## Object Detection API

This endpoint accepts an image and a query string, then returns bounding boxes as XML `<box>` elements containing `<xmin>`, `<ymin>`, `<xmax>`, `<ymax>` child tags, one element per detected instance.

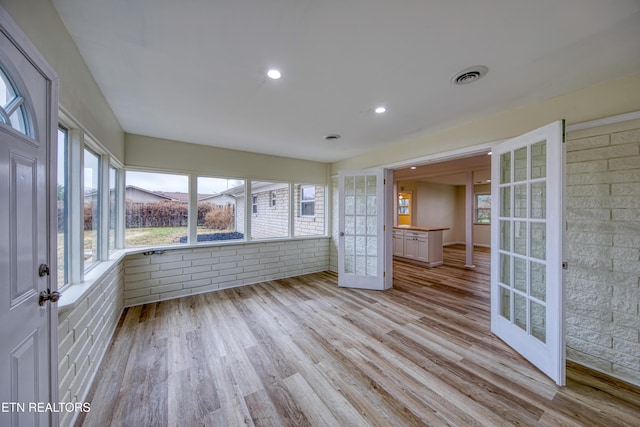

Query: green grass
<box><xmin>125</xmin><ymin>226</ymin><xmax>188</xmax><ymax>247</ymax></box>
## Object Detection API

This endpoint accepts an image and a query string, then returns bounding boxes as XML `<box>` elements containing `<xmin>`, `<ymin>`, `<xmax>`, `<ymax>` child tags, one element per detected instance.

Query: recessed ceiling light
<box><xmin>375</xmin><ymin>106</ymin><xmax>386</xmax><ymax>114</ymax></box>
<box><xmin>410</xmin><ymin>166</ymin><xmax>417</xmax><ymax>170</ymax></box>
<box><xmin>267</xmin><ymin>69</ymin><xmax>281</xmax><ymax>79</ymax></box>
<box><xmin>451</xmin><ymin>66</ymin><xmax>488</xmax><ymax>85</ymax></box>
<box><xmin>487</xmin><ymin>151</ymin><xmax>492</xmax><ymax>155</ymax></box>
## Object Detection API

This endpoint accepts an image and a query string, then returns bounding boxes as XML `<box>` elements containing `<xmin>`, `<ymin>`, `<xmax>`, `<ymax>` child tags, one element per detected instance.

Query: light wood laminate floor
<box><xmin>78</xmin><ymin>246</ymin><xmax>640</xmax><ymax>426</ymax></box>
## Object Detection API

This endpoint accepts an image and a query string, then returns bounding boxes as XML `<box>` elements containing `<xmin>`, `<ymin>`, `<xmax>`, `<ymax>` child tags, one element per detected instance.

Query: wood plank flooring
<box><xmin>78</xmin><ymin>245</ymin><xmax>640</xmax><ymax>426</ymax></box>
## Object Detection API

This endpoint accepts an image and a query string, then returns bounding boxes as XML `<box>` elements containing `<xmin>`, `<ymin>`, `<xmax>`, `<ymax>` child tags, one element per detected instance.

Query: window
<box><xmin>125</xmin><ymin>171</ymin><xmax>188</xmax><ymax>247</ymax></box>
<box><xmin>294</xmin><ymin>184</ymin><xmax>325</xmax><ymax>237</ymax></box>
<box><xmin>300</xmin><ymin>185</ymin><xmax>315</xmax><ymax>216</ymax></box>
<box><xmin>108</xmin><ymin>166</ymin><xmax>118</xmax><ymax>252</ymax></box>
<box><xmin>83</xmin><ymin>148</ymin><xmax>101</xmax><ymax>268</ymax></box>
<box><xmin>0</xmin><ymin>67</ymin><xmax>29</xmax><ymax>136</ymax></box>
<box><xmin>197</xmin><ymin>177</ymin><xmax>245</xmax><ymax>242</ymax></box>
<box><xmin>57</xmin><ymin>127</ymin><xmax>68</xmax><ymax>286</ymax></box>
<box><xmin>475</xmin><ymin>193</ymin><xmax>491</xmax><ymax>224</ymax></box>
<box><xmin>250</xmin><ymin>181</ymin><xmax>289</xmax><ymax>239</ymax></box>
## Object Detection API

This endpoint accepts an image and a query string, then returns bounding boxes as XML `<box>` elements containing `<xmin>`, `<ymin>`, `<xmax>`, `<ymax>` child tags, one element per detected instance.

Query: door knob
<box><xmin>38</xmin><ymin>289</ymin><xmax>61</xmax><ymax>306</ymax></box>
<box><xmin>339</xmin><ymin>232</ymin><xmax>345</xmax><ymax>236</ymax></box>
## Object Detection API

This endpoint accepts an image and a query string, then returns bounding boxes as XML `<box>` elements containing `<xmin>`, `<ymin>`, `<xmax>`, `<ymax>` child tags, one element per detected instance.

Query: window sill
<box><xmin>57</xmin><ymin>249</ymin><xmax>127</xmax><ymax>316</ymax></box>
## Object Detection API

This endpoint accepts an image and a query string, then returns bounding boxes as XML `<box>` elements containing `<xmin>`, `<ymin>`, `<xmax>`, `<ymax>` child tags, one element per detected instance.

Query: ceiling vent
<box><xmin>325</xmin><ymin>134</ymin><xmax>341</xmax><ymax>141</ymax></box>
<box><xmin>451</xmin><ymin>66</ymin><xmax>488</xmax><ymax>85</ymax></box>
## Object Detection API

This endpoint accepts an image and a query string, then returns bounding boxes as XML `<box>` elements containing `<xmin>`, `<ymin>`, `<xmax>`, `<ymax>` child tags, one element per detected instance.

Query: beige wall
<box><xmin>1</xmin><ymin>0</ymin><xmax>125</xmax><ymax>162</ymax></box>
<box><xmin>331</xmin><ymin>73</ymin><xmax>640</xmax><ymax>174</ymax></box>
<box><xmin>126</xmin><ymin>134</ymin><xmax>329</xmax><ymax>184</ymax></box>
<box><xmin>414</xmin><ymin>181</ymin><xmax>457</xmax><ymax>243</ymax></box>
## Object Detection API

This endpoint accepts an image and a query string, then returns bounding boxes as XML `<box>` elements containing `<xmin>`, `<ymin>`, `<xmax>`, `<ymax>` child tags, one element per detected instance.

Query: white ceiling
<box><xmin>52</xmin><ymin>0</ymin><xmax>640</xmax><ymax>163</ymax></box>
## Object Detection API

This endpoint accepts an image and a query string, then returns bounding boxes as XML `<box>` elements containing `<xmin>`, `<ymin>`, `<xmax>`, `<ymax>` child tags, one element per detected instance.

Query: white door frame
<box><xmin>0</xmin><ymin>5</ymin><xmax>60</xmax><ymax>424</ymax></box>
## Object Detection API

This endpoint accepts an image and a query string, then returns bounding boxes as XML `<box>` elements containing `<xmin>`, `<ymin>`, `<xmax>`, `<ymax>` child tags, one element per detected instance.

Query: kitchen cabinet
<box><xmin>392</xmin><ymin>226</ymin><xmax>448</xmax><ymax>267</ymax></box>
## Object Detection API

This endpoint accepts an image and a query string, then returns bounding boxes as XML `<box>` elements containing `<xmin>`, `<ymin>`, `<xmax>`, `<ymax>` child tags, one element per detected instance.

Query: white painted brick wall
<box><xmin>123</xmin><ymin>237</ymin><xmax>330</xmax><ymax>306</ymax></box>
<box><xmin>566</xmin><ymin>120</ymin><xmax>640</xmax><ymax>387</ymax></box>
<box><xmin>58</xmin><ymin>262</ymin><xmax>124</xmax><ymax>427</ymax></box>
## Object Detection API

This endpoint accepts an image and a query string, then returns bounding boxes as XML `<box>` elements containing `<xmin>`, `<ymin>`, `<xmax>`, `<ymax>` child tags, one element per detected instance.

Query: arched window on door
<box><xmin>0</xmin><ymin>66</ymin><xmax>30</xmax><ymax>137</ymax></box>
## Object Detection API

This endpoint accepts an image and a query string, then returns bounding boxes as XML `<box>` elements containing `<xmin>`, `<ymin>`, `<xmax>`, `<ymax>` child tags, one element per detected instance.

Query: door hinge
<box><xmin>384</xmin><ymin>225</ymin><xmax>386</xmax><ymax>231</ymax></box>
<box><xmin>562</xmin><ymin>261</ymin><xmax>568</xmax><ymax>270</ymax></box>
<box><xmin>384</xmin><ymin>271</ymin><xmax>386</xmax><ymax>278</ymax></box>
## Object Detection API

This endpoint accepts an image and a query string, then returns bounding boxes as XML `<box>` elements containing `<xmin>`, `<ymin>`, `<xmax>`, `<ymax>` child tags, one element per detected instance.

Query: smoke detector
<box><xmin>451</xmin><ymin>66</ymin><xmax>488</xmax><ymax>85</ymax></box>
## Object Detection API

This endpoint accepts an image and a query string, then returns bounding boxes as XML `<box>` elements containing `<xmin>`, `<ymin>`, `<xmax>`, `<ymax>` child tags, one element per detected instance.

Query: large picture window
<box><xmin>250</xmin><ymin>181</ymin><xmax>289</xmax><ymax>239</ymax></box>
<box><xmin>197</xmin><ymin>177</ymin><xmax>245</xmax><ymax>242</ymax></box>
<box><xmin>125</xmin><ymin>171</ymin><xmax>188</xmax><ymax>247</ymax></box>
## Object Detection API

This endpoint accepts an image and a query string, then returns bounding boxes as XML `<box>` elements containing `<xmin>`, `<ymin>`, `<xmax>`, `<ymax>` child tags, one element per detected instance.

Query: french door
<box><xmin>338</xmin><ymin>169</ymin><xmax>392</xmax><ymax>290</ymax></box>
<box><xmin>491</xmin><ymin>121</ymin><xmax>565</xmax><ymax>385</ymax></box>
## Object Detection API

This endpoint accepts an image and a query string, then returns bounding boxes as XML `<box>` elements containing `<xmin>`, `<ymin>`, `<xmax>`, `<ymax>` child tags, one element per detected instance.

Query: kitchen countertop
<box><xmin>393</xmin><ymin>226</ymin><xmax>450</xmax><ymax>232</ymax></box>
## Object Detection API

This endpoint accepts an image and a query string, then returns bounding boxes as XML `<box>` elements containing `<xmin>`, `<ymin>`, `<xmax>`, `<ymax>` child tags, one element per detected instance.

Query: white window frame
<box><xmin>474</xmin><ymin>192</ymin><xmax>491</xmax><ymax>224</ymax></box>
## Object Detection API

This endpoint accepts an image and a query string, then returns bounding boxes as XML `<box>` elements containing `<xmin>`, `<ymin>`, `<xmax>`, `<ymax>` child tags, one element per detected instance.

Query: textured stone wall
<box><xmin>565</xmin><ymin>119</ymin><xmax>640</xmax><ymax>386</ymax></box>
<box><xmin>123</xmin><ymin>238</ymin><xmax>330</xmax><ymax>306</ymax></box>
<box><xmin>58</xmin><ymin>262</ymin><xmax>124</xmax><ymax>427</ymax></box>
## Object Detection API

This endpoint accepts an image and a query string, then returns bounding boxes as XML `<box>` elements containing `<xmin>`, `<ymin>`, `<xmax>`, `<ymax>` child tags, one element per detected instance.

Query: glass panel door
<box><xmin>491</xmin><ymin>121</ymin><xmax>565</xmax><ymax>385</ymax></box>
<box><xmin>338</xmin><ymin>169</ymin><xmax>391</xmax><ymax>290</ymax></box>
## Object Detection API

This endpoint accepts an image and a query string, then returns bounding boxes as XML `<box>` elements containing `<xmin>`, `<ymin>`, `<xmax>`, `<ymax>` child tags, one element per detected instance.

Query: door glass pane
<box><xmin>514</xmin><ymin>293</ymin><xmax>527</xmax><ymax>331</ymax></box>
<box><xmin>367</xmin><ymin>256</ymin><xmax>377</xmax><ymax>276</ymax></box>
<box><xmin>514</xmin><ymin>147</ymin><xmax>528</xmax><ymax>182</ymax></box>
<box><xmin>356</xmin><ymin>196</ymin><xmax>367</xmax><ymax>215</ymax></box>
<box><xmin>514</xmin><ymin>257</ymin><xmax>527</xmax><ymax>293</ymax></box>
<box><xmin>345</xmin><ymin>236</ymin><xmax>354</xmax><ymax>255</ymax></box>
<box><xmin>500</xmin><ymin>220</ymin><xmax>510</xmax><ymax>251</ymax></box>
<box><xmin>355</xmin><ymin>215</ymin><xmax>366</xmax><ymax>235</ymax></box>
<box><xmin>514</xmin><ymin>221</ymin><xmax>527</xmax><ymax>255</ymax></box>
<box><xmin>366</xmin><ymin>216</ymin><xmax>376</xmax><ymax>235</ymax></box>
<box><xmin>514</xmin><ymin>184</ymin><xmax>527</xmax><ymax>218</ymax></box>
<box><xmin>345</xmin><ymin>216</ymin><xmax>355</xmax><ymax>235</ymax></box>
<box><xmin>345</xmin><ymin>256</ymin><xmax>355</xmax><ymax>274</ymax></box>
<box><xmin>531</xmin><ymin>301</ymin><xmax>546</xmax><ymax>343</ymax></box>
<box><xmin>367</xmin><ymin>195</ymin><xmax>377</xmax><ymax>215</ymax></box>
<box><xmin>367</xmin><ymin>236</ymin><xmax>377</xmax><ymax>256</ymax></box>
<box><xmin>356</xmin><ymin>256</ymin><xmax>366</xmax><ymax>275</ymax></box>
<box><xmin>530</xmin><ymin>222</ymin><xmax>546</xmax><ymax>260</ymax></box>
<box><xmin>530</xmin><ymin>261</ymin><xmax>546</xmax><ymax>302</ymax></box>
<box><xmin>531</xmin><ymin>141</ymin><xmax>546</xmax><ymax>179</ymax></box>
<box><xmin>500</xmin><ymin>286</ymin><xmax>511</xmax><ymax>320</ymax></box>
<box><xmin>366</xmin><ymin>175</ymin><xmax>376</xmax><ymax>194</ymax></box>
<box><xmin>345</xmin><ymin>196</ymin><xmax>355</xmax><ymax>215</ymax></box>
<box><xmin>356</xmin><ymin>176</ymin><xmax>366</xmax><ymax>195</ymax></box>
<box><xmin>500</xmin><ymin>186</ymin><xmax>511</xmax><ymax>217</ymax></box>
<box><xmin>345</xmin><ymin>176</ymin><xmax>355</xmax><ymax>195</ymax></box>
<box><xmin>530</xmin><ymin>182</ymin><xmax>546</xmax><ymax>219</ymax></box>
<box><xmin>500</xmin><ymin>253</ymin><xmax>511</xmax><ymax>286</ymax></box>
<box><xmin>500</xmin><ymin>152</ymin><xmax>511</xmax><ymax>184</ymax></box>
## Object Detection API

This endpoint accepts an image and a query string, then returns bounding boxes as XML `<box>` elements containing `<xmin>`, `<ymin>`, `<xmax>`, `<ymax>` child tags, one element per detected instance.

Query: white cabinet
<box><xmin>392</xmin><ymin>230</ymin><xmax>405</xmax><ymax>257</ymax></box>
<box><xmin>393</xmin><ymin>228</ymin><xmax>445</xmax><ymax>267</ymax></box>
<box><xmin>403</xmin><ymin>231</ymin><xmax>428</xmax><ymax>262</ymax></box>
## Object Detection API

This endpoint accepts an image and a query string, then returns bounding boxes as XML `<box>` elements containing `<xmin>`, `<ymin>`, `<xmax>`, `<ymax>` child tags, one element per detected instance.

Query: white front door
<box><xmin>491</xmin><ymin>121</ymin><xmax>565</xmax><ymax>385</ymax></box>
<box><xmin>0</xmin><ymin>9</ymin><xmax>59</xmax><ymax>426</ymax></box>
<box><xmin>338</xmin><ymin>169</ymin><xmax>392</xmax><ymax>290</ymax></box>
